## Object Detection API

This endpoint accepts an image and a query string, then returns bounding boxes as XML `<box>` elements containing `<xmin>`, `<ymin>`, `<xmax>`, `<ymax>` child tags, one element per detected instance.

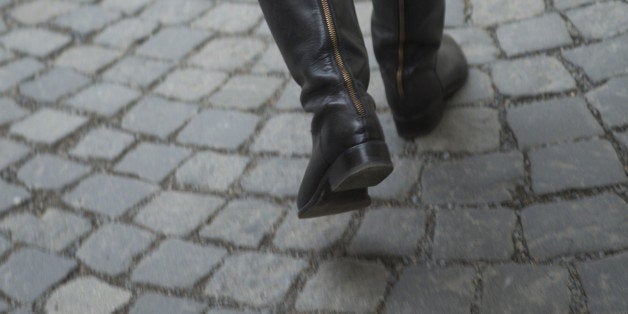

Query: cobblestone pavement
<box><xmin>0</xmin><ymin>0</ymin><xmax>626</xmax><ymax>312</ymax></box>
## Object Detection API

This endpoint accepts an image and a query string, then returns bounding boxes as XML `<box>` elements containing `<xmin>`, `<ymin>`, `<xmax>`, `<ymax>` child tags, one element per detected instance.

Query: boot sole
<box><xmin>298</xmin><ymin>141</ymin><xmax>393</xmax><ymax>219</ymax></box>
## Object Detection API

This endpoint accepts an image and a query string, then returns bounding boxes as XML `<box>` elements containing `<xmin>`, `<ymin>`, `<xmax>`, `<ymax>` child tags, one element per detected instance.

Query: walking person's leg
<box><xmin>372</xmin><ymin>0</ymin><xmax>469</xmax><ymax>138</ymax></box>
<box><xmin>259</xmin><ymin>0</ymin><xmax>394</xmax><ymax>218</ymax></box>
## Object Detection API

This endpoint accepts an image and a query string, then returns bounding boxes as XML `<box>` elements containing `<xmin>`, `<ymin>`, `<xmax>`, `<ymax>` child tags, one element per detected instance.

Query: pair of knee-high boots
<box><xmin>259</xmin><ymin>0</ymin><xmax>468</xmax><ymax>218</ymax></box>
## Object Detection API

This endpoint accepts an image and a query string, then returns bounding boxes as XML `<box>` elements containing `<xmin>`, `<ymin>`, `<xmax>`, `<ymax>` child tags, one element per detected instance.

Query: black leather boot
<box><xmin>372</xmin><ymin>0</ymin><xmax>469</xmax><ymax>139</ymax></box>
<box><xmin>259</xmin><ymin>0</ymin><xmax>394</xmax><ymax>218</ymax></box>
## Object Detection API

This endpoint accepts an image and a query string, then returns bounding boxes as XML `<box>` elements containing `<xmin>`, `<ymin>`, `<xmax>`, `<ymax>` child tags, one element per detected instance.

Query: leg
<box><xmin>259</xmin><ymin>0</ymin><xmax>393</xmax><ymax>218</ymax></box>
<box><xmin>372</xmin><ymin>0</ymin><xmax>468</xmax><ymax>138</ymax></box>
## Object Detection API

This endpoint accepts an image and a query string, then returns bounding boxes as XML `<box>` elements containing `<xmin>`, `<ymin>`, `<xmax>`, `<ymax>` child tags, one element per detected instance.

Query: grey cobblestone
<box><xmin>273</xmin><ymin>210</ymin><xmax>352</xmax><ymax>251</ymax></box>
<box><xmin>103</xmin><ymin>56</ymin><xmax>174</xmax><ymax>88</ymax></box>
<box><xmin>200</xmin><ymin>199</ymin><xmax>284</xmax><ymax>247</ymax></box>
<box><xmin>0</xmin><ymin>248</ymin><xmax>76</xmax><ymax>302</ymax></box>
<box><xmin>140</xmin><ymin>0</ymin><xmax>211</xmax><ymax>25</ymax></box>
<box><xmin>189</xmin><ymin>37</ymin><xmax>265</xmax><ymax>71</ymax></box>
<box><xmin>175</xmin><ymin>151</ymin><xmax>249</xmax><ymax>192</ymax></box>
<box><xmin>9</xmin><ymin>108</ymin><xmax>88</xmax><ymax>145</ymax></box>
<box><xmin>615</xmin><ymin>130</ymin><xmax>628</xmax><ymax>148</ymax></box>
<box><xmin>20</xmin><ymin>68</ymin><xmax>90</xmax><ymax>103</ymax></box>
<box><xmin>10</xmin><ymin>0</ymin><xmax>78</xmax><ymax>25</ymax></box>
<box><xmin>240</xmin><ymin>158</ymin><xmax>308</xmax><ymax>197</ymax></box>
<box><xmin>209</xmin><ymin>75</ymin><xmax>284</xmax><ymax>110</ymax></box>
<box><xmin>496</xmin><ymin>13</ymin><xmax>571</xmax><ymax>56</ymax></box>
<box><xmin>115</xmin><ymin>143</ymin><xmax>191</xmax><ymax>182</ymax></box>
<box><xmin>177</xmin><ymin>109</ymin><xmax>259</xmax><ymax>150</ymax></box>
<box><xmin>54</xmin><ymin>45</ymin><xmax>120</xmax><ymax>74</ymax></box>
<box><xmin>0</xmin><ymin>28</ymin><xmax>70</xmax><ymax>57</ymax></box>
<box><xmin>205</xmin><ymin>252</ymin><xmax>307</xmax><ymax>307</ymax></box>
<box><xmin>0</xmin><ymin>58</ymin><xmax>44</xmax><ymax>92</ymax></box>
<box><xmin>492</xmin><ymin>56</ymin><xmax>576</xmax><ymax>97</ymax></box>
<box><xmin>70</xmin><ymin>127</ymin><xmax>135</xmax><ymax>160</ymax></box>
<box><xmin>447</xmin><ymin>27</ymin><xmax>499</xmax><ymax>64</ymax></box>
<box><xmin>296</xmin><ymin>259</ymin><xmax>389</xmax><ymax>312</ymax></box>
<box><xmin>0</xmin><ymin>180</ymin><xmax>30</xmax><ymax>213</ymax></box>
<box><xmin>130</xmin><ymin>292</ymin><xmax>206</xmax><ymax>314</ymax></box>
<box><xmin>136</xmin><ymin>27</ymin><xmax>210</xmax><ymax>61</ymax></box>
<box><xmin>445</xmin><ymin>0</ymin><xmax>465</xmax><ymax>27</ymax></box>
<box><xmin>370</xmin><ymin>157</ymin><xmax>421</xmax><ymax>199</ymax></box>
<box><xmin>348</xmin><ymin>207</ymin><xmax>424</xmax><ymax>256</ymax></box>
<box><xmin>471</xmin><ymin>0</ymin><xmax>545</xmax><ymax>26</ymax></box>
<box><xmin>448</xmin><ymin>69</ymin><xmax>494</xmax><ymax>105</ymax></box>
<box><xmin>250</xmin><ymin>113</ymin><xmax>311</xmax><ymax>155</ymax></box>
<box><xmin>77</xmin><ymin>223</ymin><xmax>154</xmax><ymax>275</ymax></box>
<box><xmin>17</xmin><ymin>154</ymin><xmax>90</xmax><ymax>190</ymax></box>
<box><xmin>0</xmin><ymin>208</ymin><xmax>90</xmax><ymax>251</ymax></box>
<box><xmin>122</xmin><ymin>96</ymin><xmax>197</xmax><ymax>139</ymax></box>
<box><xmin>577</xmin><ymin>252</ymin><xmax>628</xmax><ymax>313</ymax></box>
<box><xmin>563</xmin><ymin>34</ymin><xmax>628</xmax><ymax>83</ymax></box>
<box><xmin>155</xmin><ymin>68</ymin><xmax>227</xmax><ymax>102</ymax></box>
<box><xmin>274</xmin><ymin>80</ymin><xmax>300</xmax><ymax>110</ymax></box>
<box><xmin>54</xmin><ymin>6</ymin><xmax>120</xmax><ymax>35</ymax></box>
<box><xmin>66</xmin><ymin>82</ymin><xmax>140</xmax><ymax>116</ymax></box>
<box><xmin>94</xmin><ymin>18</ymin><xmax>158</xmax><ymax>49</ymax></box>
<box><xmin>0</xmin><ymin>138</ymin><xmax>30</xmax><ymax>170</ymax></box>
<box><xmin>45</xmin><ymin>276</ymin><xmax>131</xmax><ymax>314</ymax></box>
<box><xmin>554</xmin><ymin>0</ymin><xmax>595</xmax><ymax>10</ymax></box>
<box><xmin>192</xmin><ymin>3</ymin><xmax>262</xmax><ymax>34</ymax></box>
<box><xmin>132</xmin><ymin>239</ymin><xmax>227</xmax><ymax>289</ymax></box>
<box><xmin>386</xmin><ymin>267</ymin><xmax>475</xmax><ymax>313</ymax></box>
<box><xmin>251</xmin><ymin>45</ymin><xmax>289</xmax><ymax>74</ymax></box>
<box><xmin>529</xmin><ymin>139</ymin><xmax>626</xmax><ymax>194</ymax></box>
<box><xmin>102</xmin><ymin>0</ymin><xmax>153</xmax><ymax>14</ymax></box>
<box><xmin>566</xmin><ymin>1</ymin><xmax>628</xmax><ymax>40</ymax></box>
<box><xmin>585</xmin><ymin>75</ymin><xmax>628</xmax><ymax>127</ymax></box>
<box><xmin>135</xmin><ymin>191</ymin><xmax>223</xmax><ymax>236</ymax></box>
<box><xmin>522</xmin><ymin>194</ymin><xmax>627</xmax><ymax>258</ymax></box>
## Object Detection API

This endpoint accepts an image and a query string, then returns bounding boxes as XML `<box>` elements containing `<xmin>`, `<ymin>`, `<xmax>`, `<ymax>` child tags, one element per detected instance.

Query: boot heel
<box><xmin>393</xmin><ymin>107</ymin><xmax>444</xmax><ymax>139</ymax></box>
<box><xmin>328</xmin><ymin>141</ymin><xmax>393</xmax><ymax>192</ymax></box>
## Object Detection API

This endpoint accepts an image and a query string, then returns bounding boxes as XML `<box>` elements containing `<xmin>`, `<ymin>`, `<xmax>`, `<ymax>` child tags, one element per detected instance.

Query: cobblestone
<box><xmin>54</xmin><ymin>6</ymin><xmax>120</xmax><ymax>35</ymax></box>
<box><xmin>137</xmin><ymin>27</ymin><xmax>210</xmax><ymax>61</ymax></box>
<box><xmin>77</xmin><ymin>223</ymin><xmax>154</xmax><ymax>275</ymax></box>
<box><xmin>577</xmin><ymin>253</ymin><xmax>628</xmax><ymax>313</ymax></box>
<box><xmin>70</xmin><ymin>127</ymin><xmax>135</xmax><ymax>160</ymax></box>
<box><xmin>250</xmin><ymin>113</ymin><xmax>311</xmax><ymax>155</ymax></box>
<box><xmin>496</xmin><ymin>14</ymin><xmax>571</xmax><ymax>56</ymax></box>
<box><xmin>273</xmin><ymin>210</ymin><xmax>352</xmax><ymax>251</ymax></box>
<box><xmin>0</xmin><ymin>58</ymin><xmax>44</xmax><ymax>92</ymax></box>
<box><xmin>155</xmin><ymin>68</ymin><xmax>227</xmax><ymax>102</ymax></box>
<box><xmin>205</xmin><ymin>252</ymin><xmax>307</xmax><ymax>307</ymax></box>
<box><xmin>471</xmin><ymin>0</ymin><xmax>545</xmax><ymax>26</ymax></box>
<box><xmin>296</xmin><ymin>259</ymin><xmax>389</xmax><ymax>312</ymax></box>
<box><xmin>0</xmin><ymin>28</ymin><xmax>70</xmax><ymax>57</ymax></box>
<box><xmin>177</xmin><ymin>109</ymin><xmax>259</xmax><ymax>150</ymax></box>
<box><xmin>370</xmin><ymin>157</ymin><xmax>421</xmax><ymax>199</ymax></box>
<box><xmin>433</xmin><ymin>208</ymin><xmax>516</xmax><ymax>260</ymax></box>
<box><xmin>492</xmin><ymin>56</ymin><xmax>576</xmax><ymax>97</ymax></box>
<box><xmin>9</xmin><ymin>108</ymin><xmax>88</xmax><ymax>145</ymax></box>
<box><xmin>447</xmin><ymin>27</ymin><xmax>499</xmax><ymax>65</ymax></box>
<box><xmin>348</xmin><ymin>207</ymin><xmax>424</xmax><ymax>256</ymax></box>
<box><xmin>563</xmin><ymin>34</ymin><xmax>628</xmax><ymax>83</ymax></box>
<box><xmin>522</xmin><ymin>194</ymin><xmax>627</xmax><ymax>259</ymax></box>
<box><xmin>585</xmin><ymin>75</ymin><xmax>628</xmax><ymax>127</ymax></box>
<box><xmin>251</xmin><ymin>45</ymin><xmax>289</xmax><ymax>74</ymax></box>
<box><xmin>103</xmin><ymin>56</ymin><xmax>174</xmax><ymax>88</ymax></box>
<box><xmin>0</xmin><ymin>138</ymin><xmax>30</xmax><ymax>170</ymax></box>
<box><xmin>54</xmin><ymin>45</ymin><xmax>120</xmax><ymax>74</ymax></box>
<box><xmin>189</xmin><ymin>37</ymin><xmax>265</xmax><ymax>71</ymax></box>
<box><xmin>175</xmin><ymin>152</ymin><xmax>249</xmax><ymax>192</ymax></box>
<box><xmin>240</xmin><ymin>158</ymin><xmax>308</xmax><ymax>197</ymax></box>
<box><xmin>10</xmin><ymin>0</ymin><xmax>78</xmax><ymax>25</ymax></box>
<box><xmin>140</xmin><ymin>0</ymin><xmax>211</xmax><ymax>25</ymax></box>
<box><xmin>115</xmin><ymin>143</ymin><xmax>191</xmax><ymax>182</ymax></box>
<box><xmin>481</xmin><ymin>265</ymin><xmax>570</xmax><ymax>313</ymax></box>
<box><xmin>507</xmin><ymin>97</ymin><xmax>604</xmax><ymax>148</ymax></box>
<box><xmin>200</xmin><ymin>199</ymin><xmax>284</xmax><ymax>247</ymax></box>
<box><xmin>529</xmin><ymin>139</ymin><xmax>626</xmax><ymax>194</ymax></box>
<box><xmin>193</xmin><ymin>3</ymin><xmax>262</xmax><ymax>34</ymax></box>
<box><xmin>448</xmin><ymin>69</ymin><xmax>494</xmax><ymax>105</ymax></box>
<box><xmin>20</xmin><ymin>68</ymin><xmax>90</xmax><ymax>103</ymax></box>
<box><xmin>94</xmin><ymin>18</ymin><xmax>158</xmax><ymax>49</ymax></box>
<box><xmin>121</xmin><ymin>96</ymin><xmax>197</xmax><ymax>139</ymax></box>
<box><xmin>0</xmin><ymin>248</ymin><xmax>76</xmax><ymax>302</ymax></box>
<box><xmin>0</xmin><ymin>180</ymin><xmax>30</xmax><ymax>213</ymax></box>
<box><xmin>130</xmin><ymin>292</ymin><xmax>206</xmax><ymax>314</ymax></box>
<box><xmin>66</xmin><ymin>82</ymin><xmax>140</xmax><ymax>116</ymax></box>
<box><xmin>102</xmin><ymin>0</ymin><xmax>153</xmax><ymax>14</ymax></box>
<box><xmin>209</xmin><ymin>75</ymin><xmax>284</xmax><ymax>110</ymax></box>
<box><xmin>45</xmin><ymin>276</ymin><xmax>131</xmax><ymax>314</ymax></box>
<box><xmin>566</xmin><ymin>1</ymin><xmax>628</xmax><ymax>40</ymax></box>
<box><xmin>616</xmin><ymin>130</ymin><xmax>628</xmax><ymax>148</ymax></box>
<box><xmin>17</xmin><ymin>154</ymin><xmax>90</xmax><ymax>190</ymax></box>
<box><xmin>132</xmin><ymin>239</ymin><xmax>227</xmax><ymax>289</ymax></box>
<box><xmin>135</xmin><ymin>191</ymin><xmax>223</xmax><ymax>236</ymax></box>
<box><xmin>386</xmin><ymin>267</ymin><xmax>475</xmax><ymax>313</ymax></box>
<box><xmin>0</xmin><ymin>208</ymin><xmax>90</xmax><ymax>252</ymax></box>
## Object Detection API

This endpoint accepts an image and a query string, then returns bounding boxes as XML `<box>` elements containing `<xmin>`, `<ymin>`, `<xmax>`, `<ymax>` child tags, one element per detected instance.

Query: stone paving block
<box><xmin>273</xmin><ymin>210</ymin><xmax>352</xmax><ymax>251</ymax></box>
<box><xmin>577</xmin><ymin>253</ymin><xmax>628</xmax><ymax>313</ymax></box>
<box><xmin>0</xmin><ymin>58</ymin><xmax>44</xmax><ymax>92</ymax></box>
<box><xmin>251</xmin><ymin>45</ymin><xmax>289</xmax><ymax>74</ymax></box>
<box><xmin>189</xmin><ymin>37</ymin><xmax>265</xmax><ymax>71</ymax></box>
<box><xmin>0</xmin><ymin>28</ymin><xmax>70</xmax><ymax>57</ymax></box>
<box><xmin>492</xmin><ymin>56</ymin><xmax>576</xmax><ymax>97</ymax></box>
<box><xmin>471</xmin><ymin>0</ymin><xmax>545</xmax><ymax>26</ymax></box>
<box><xmin>70</xmin><ymin>127</ymin><xmax>135</xmax><ymax>160</ymax></box>
<box><xmin>377</xmin><ymin>113</ymin><xmax>408</xmax><ymax>156</ymax></box>
<box><xmin>205</xmin><ymin>252</ymin><xmax>307</xmax><ymax>306</ymax></box>
<box><xmin>0</xmin><ymin>180</ymin><xmax>30</xmax><ymax>213</ymax></box>
<box><xmin>414</xmin><ymin>107</ymin><xmax>501</xmax><ymax>153</ymax></box>
<box><xmin>63</xmin><ymin>174</ymin><xmax>158</xmax><ymax>217</ymax></box>
<box><xmin>0</xmin><ymin>138</ymin><xmax>30</xmax><ymax>170</ymax></box>
<box><xmin>55</xmin><ymin>45</ymin><xmax>120</xmax><ymax>74</ymax></box>
<box><xmin>615</xmin><ymin>130</ymin><xmax>628</xmax><ymax>148</ymax></box>
<box><xmin>585</xmin><ymin>76</ymin><xmax>628</xmax><ymax>127</ymax></box>
<box><xmin>386</xmin><ymin>267</ymin><xmax>475</xmax><ymax>313</ymax></box>
<box><xmin>354</xmin><ymin>1</ymin><xmax>372</xmax><ymax>34</ymax></box>
<box><xmin>94</xmin><ymin>18</ymin><xmax>158</xmax><ymax>49</ymax></box>
<box><xmin>433</xmin><ymin>208</ymin><xmax>516</xmax><ymax>260</ymax></box>
<box><xmin>66</xmin><ymin>82</ymin><xmax>140</xmax><ymax>116</ymax></box>
<box><xmin>448</xmin><ymin>69</ymin><xmax>494</xmax><ymax>105</ymax></box>
<box><xmin>115</xmin><ymin>143</ymin><xmax>191</xmax><ymax>182</ymax></box>
<box><xmin>507</xmin><ymin>97</ymin><xmax>604</xmax><ymax>148</ymax></box>
<box><xmin>250</xmin><ymin>113</ymin><xmax>311</xmax><ymax>155</ymax></box>
<box><xmin>445</xmin><ymin>0</ymin><xmax>465</xmax><ymax>27</ymax></box>
<box><xmin>102</xmin><ymin>0</ymin><xmax>153</xmax><ymax>14</ymax></box>
<box><xmin>256</xmin><ymin>20</ymin><xmax>271</xmax><ymax>37</ymax></box>
<box><xmin>177</xmin><ymin>109</ymin><xmax>259</xmax><ymax>150</ymax></box>
<box><xmin>20</xmin><ymin>68</ymin><xmax>90</xmax><ymax>103</ymax></box>
<box><xmin>529</xmin><ymin>139</ymin><xmax>626</xmax><ymax>194</ymax></box>
<box><xmin>482</xmin><ymin>265</ymin><xmax>570</xmax><ymax>314</ymax></box>
<box><xmin>135</xmin><ymin>191</ymin><xmax>224</xmax><ymax>236</ymax></box>
<box><xmin>496</xmin><ymin>13</ymin><xmax>572</xmax><ymax>56</ymax></box>
<box><xmin>566</xmin><ymin>1</ymin><xmax>628</xmax><ymax>40</ymax></box>
<box><xmin>0</xmin><ymin>208</ymin><xmax>90</xmax><ymax>251</ymax></box>
<box><xmin>10</xmin><ymin>0</ymin><xmax>78</xmax><ymax>25</ymax></box>
<box><xmin>137</xmin><ymin>27</ymin><xmax>210</xmax><ymax>60</ymax></box>
<box><xmin>522</xmin><ymin>194</ymin><xmax>627</xmax><ymax>258</ymax></box>
<box><xmin>370</xmin><ymin>158</ymin><xmax>421</xmax><ymax>200</ymax></box>
<box><xmin>555</xmin><ymin>0</ymin><xmax>595</xmax><ymax>10</ymax></box>
<box><xmin>54</xmin><ymin>6</ymin><xmax>120</xmax><ymax>35</ymax></box>
<box><xmin>10</xmin><ymin>109</ymin><xmax>88</xmax><ymax>145</ymax></box>
<box><xmin>209</xmin><ymin>75</ymin><xmax>284</xmax><ymax>110</ymax></box>
<box><xmin>140</xmin><ymin>0</ymin><xmax>211</xmax><ymax>25</ymax></box>
<box><xmin>348</xmin><ymin>207</ymin><xmax>424</xmax><ymax>256</ymax></box>
<box><xmin>77</xmin><ymin>223</ymin><xmax>155</xmax><ymax>275</ymax></box>
<box><xmin>121</xmin><ymin>96</ymin><xmax>197</xmax><ymax>139</ymax></box>
<box><xmin>563</xmin><ymin>34</ymin><xmax>628</xmax><ymax>82</ymax></box>
<box><xmin>103</xmin><ymin>56</ymin><xmax>174</xmax><ymax>88</ymax></box>
<box><xmin>17</xmin><ymin>154</ymin><xmax>90</xmax><ymax>190</ymax></box>
<box><xmin>193</xmin><ymin>3</ymin><xmax>262</xmax><ymax>33</ymax></box>
<box><xmin>175</xmin><ymin>152</ymin><xmax>249</xmax><ymax>192</ymax></box>
<box><xmin>0</xmin><ymin>47</ymin><xmax>13</xmax><ymax>63</ymax></box>
<box><xmin>200</xmin><ymin>199</ymin><xmax>284</xmax><ymax>247</ymax></box>
<box><xmin>45</xmin><ymin>276</ymin><xmax>131</xmax><ymax>314</ymax></box>
<box><xmin>132</xmin><ymin>239</ymin><xmax>227</xmax><ymax>288</ymax></box>
<box><xmin>274</xmin><ymin>80</ymin><xmax>300</xmax><ymax>110</ymax></box>
<box><xmin>0</xmin><ymin>300</ymin><xmax>7</xmax><ymax>312</ymax></box>
<box><xmin>130</xmin><ymin>292</ymin><xmax>206</xmax><ymax>314</ymax></box>
<box><xmin>240</xmin><ymin>158</ymin><xmax>308</xmax><ymax>197</ymax></box>
<box><xmin>364</xmin><ymin>36</ymin><xmax>379</xmax><ymax>71</ymax></box>
<box><xmin>0</xmin><ymin>236</ymin><xmax>9</xmax><ymax>256</ymax></box>
<box><xmin>296</xmin><ymin>259</ymin><xmax>389</xmax><ymax>312</ymax></box>
<box><xmin>447</xmin><ymin>27</ymin><xmax>499</xmax><ymax>64</ymax></box>
<box><xmin>421</xmin><ymin>151</ymin><xmax>524</xmax><ymax>204</ymax></box>
<box><xmin>369</xmin><ymin>70</ymin><xmax>388</xmax><ymax>107</ymax></box>
<box><xmin>155</xmin><ymin>68</ymin><xmax>227</xmax><ymax>102</ymax></box>
<box><xmin>0</xmin><ymin>248</ymin><xmax>76</xmax><ymax>302</ymax></box>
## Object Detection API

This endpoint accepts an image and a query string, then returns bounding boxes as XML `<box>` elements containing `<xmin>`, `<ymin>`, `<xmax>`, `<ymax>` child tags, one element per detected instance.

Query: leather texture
<box><xmin>258</xmin><ymin>0</ymin><xmax>387</xmax><ymax>209</ymax></box>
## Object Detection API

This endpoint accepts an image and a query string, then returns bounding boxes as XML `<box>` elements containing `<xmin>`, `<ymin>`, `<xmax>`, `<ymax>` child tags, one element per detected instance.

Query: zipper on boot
<box><xmin>320</xmin><ymin>0</ymin><xmax>366</xmax><ymax>117</ymax></box>
<box><xmin>396</xmin><ymin>0</ymin><xmax>406</xmax><ymax>97</ymax></box>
